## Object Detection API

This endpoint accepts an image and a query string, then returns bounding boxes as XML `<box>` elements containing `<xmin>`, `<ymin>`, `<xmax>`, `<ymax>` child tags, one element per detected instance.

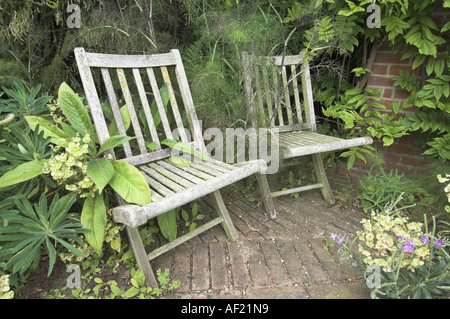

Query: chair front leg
<box><xmin>311</xmin><ymin>153</ymin><xmax>335</xmax><ymax>205</ymax></box>
<box><xmin>255</xmin><ymin>173</ymin><xmax>277</xmax><ymax>219</ymax></box>
<box><xmin>126</xmin><ymin>226</ymin><xmax>159</xmax><ymax>288</ymax></box>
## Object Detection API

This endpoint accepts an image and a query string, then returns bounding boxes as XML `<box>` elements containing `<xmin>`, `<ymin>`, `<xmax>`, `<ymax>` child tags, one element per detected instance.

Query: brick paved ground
<box><xmin>150</xmin><ymin>164</ymin><xmax>372</xmax><ymax>299</ymax></box>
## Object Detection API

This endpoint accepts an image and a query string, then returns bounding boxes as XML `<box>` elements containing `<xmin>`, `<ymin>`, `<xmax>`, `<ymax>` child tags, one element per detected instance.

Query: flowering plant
<box><xmin>356</xmin><ymin>212</ymin><xmax>443</xmax><ymax>272</ymax></box>
<box><xmin>437</xmin><ymin>173</ymin><xmax>450</xmax><ymax>213</ymax></box>
<box><xmin>22</xmin><ymin>83</ymin><xmax>152</xmax><ymax>256</ymax></box>
<box><xmin>328</xmin><ymin>202</ymin><xmax>449</xmax><ymax>299</ymax></box>
<box><xmin>43</xmin><ymin>133</ymin><xmax>97</xmax><ymax>198</ymax></box>
<box><xmin>0</xmin><ymin>275</ymin><xmax>14</xmax><ymax>299</ymax></box>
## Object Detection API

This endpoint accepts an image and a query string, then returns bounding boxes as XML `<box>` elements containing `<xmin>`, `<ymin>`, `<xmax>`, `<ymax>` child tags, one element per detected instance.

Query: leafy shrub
<box><xmin>1</xmin><ymin>81</ymin><xmax>52</xmax><ymax>127</ymax></box>
<box><xmin>0</xmin><ymin>193</ymin><xmax>87</xmax><ymax>277</ymax></box>
<box><xmin>330</xmin><ymin>205</ymin><xmax>449</xmax><ymax>299</ymax></box>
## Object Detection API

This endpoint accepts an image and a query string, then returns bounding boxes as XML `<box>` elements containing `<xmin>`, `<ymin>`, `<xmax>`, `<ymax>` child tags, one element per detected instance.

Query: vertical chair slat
<box><xmin>171</xmin><ymin>49</ymin><xmax>206</xmax><ymax>153</ymax></box>
<box><xmin>261</xmin><ymin>66</ymin><xmax>274</xmax><ymax>127</ymax></box>
<box><xmin>281</xmin><ymin>65</ymin><xmax>294</xmax><ymax>125</ymax></box>
<box><xmin>300</xmin><ymin>62</ymin><xmax>316</xmax><ymax>130</ymax></box>
<box><xmin>160</xmin><ymin>66</ymin><xmax>188</xmax><ymax>144</ymax></box>
<box><xmin>116</xmin><ymin>68</ymin><xmax>148</xmax><ymax>154</ymax></box>
<box><xmin>101</xmin><ymin>68</ymin><xmax>133</xmax><ymax>157</ymax></box>
<box><xmin>242</xmin><ymin>52</ymin><xmax>257</xmax><ymax>129</ymax></box>
<box><xmin>132</xmin><ymin>68</ymin><xmax>161</xmax><ymax>150</ymax></box>
<box><xmin>146</xmin><ymin>67</ymin><xmax>174</xmax><ymax>140</ymax></box>
<box><xmin>272</xmin><ymin>67</ymin><xmax>284</xmax><ymax>126</ymax></box>
<box><xmin>253</xmin><ymin>65</ymin><xmax>266</xmax><ymax>127</ymax></box>
<box><xmin>291</xmin><ymin>65</ymin><xmax>303</xmax><ymax>124</ymax></box>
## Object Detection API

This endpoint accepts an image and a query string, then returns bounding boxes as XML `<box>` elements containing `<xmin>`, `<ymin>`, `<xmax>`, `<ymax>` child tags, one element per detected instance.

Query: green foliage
<box><xmin>0</xmin><ymin>193</ymin><xmax>87</xmax><ymax>277</ymax></box>
<box><xmin>22</xmin><ymin>82</ymin><xmax>152</xmax><ymax>256</ymax></box>
<box><xmin>157</xmin><ymin>209</ymin><xmax>178</xmax><ymax>242</ymax></box>
<box><xmin>299</xmin><ymin>0</ymin><xmax>450</xmax><ymax>164</ymax></box>
<box><xmin>0</xmin><ymin>159</ymin><xmax>48</xmax><ymax>189</ymax></box>
<box><xmin>181</xmin><ymin>202</ymin><xmax>205</xmax><ymax>232</ymax></box>
<box><xmin>81</xmin><ymin>193</ymin><xmax>107</xmax><ymax>256</ymax></box>
<box><xmin>320</xmin><ymin>86</ymin><xmax>407</xmax><ymax>167</ymax></box>
<box><xmin>57</xmin><ymin>83</ymin><xmax>95</xmax><ymax>142</ymax></box>
<box><xmin>1</xmin><ymin>82</ymin><xmax>52</xmax><ymax>126</ymax></box>
<box><xmin>359</xmin><ymin>168</ymin><xmax>416</xmax><ymax>213</ymax></box>
<box><xmin>0</xmin><ymin>125</ymin><xmax>53</xmax><ymax>173</ymax></box>
<box><xmin>394</xmin><ymin>70</ymin><xmax>450</xmax><ymax>162</ymax></box>
<box><xmin>109</xmin><ymin>161</ymin><xmax>152</xmax><ymax>207</ymax></box>
<box><xmin>370</xmin><ymin>256</ymin><xmax>450</xmax><ymax>299</ymax></box>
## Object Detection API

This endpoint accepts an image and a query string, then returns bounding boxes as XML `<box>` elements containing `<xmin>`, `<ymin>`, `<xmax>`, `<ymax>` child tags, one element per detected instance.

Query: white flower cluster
<box><xmin>44</xmin><ymin>133</ymin><xmax>98</xmax><ymax>198</ymax></box>
<box><xmin>437</xmin><ymin>174</ymin><xmax>450</xmax><ymax>213</ymax></box>
<box><xmin>0</xmin><ymin>275</ymin><xmax>14</xmax><ymax>299</ymax></box>
<box><xmin>357</xmin><ymin>212</ymin><xmax>431</xmax><ymax>272</ymax></box>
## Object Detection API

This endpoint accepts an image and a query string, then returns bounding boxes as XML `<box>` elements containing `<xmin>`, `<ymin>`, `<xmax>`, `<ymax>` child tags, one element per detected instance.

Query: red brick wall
<box><xmin>354</xmin><ymin>7</ymin><xmax>450</xmax><ymax>176</ymax></box>
<box><xmin>363</xmin><ymin>43</ymin><xmax>430</xmax><ymax>176</ymax></box>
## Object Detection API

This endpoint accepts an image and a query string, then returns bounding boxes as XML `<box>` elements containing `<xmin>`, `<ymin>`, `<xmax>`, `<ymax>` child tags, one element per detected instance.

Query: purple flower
<box><xmin>435</xmin><ymin>240</ymin><xmax>443</xmax><ymax>248</ymax></box>
<box><xmin>397</xmin><ymin>235</ymin><xmax>406</xmax><ymax>240</ymax></box>
<box><xmin>403</xmin><ymin>240</ymin><xmax>415</xmax><ymax>253</ymax></box>
<box><xmin>421</xmin><ymin>235</ymin><xmax>430</xmax><ymax>245</ymax></box>
<box><xmin>330</xmin><ymin>233</ymin><xmax>344</xmax><ymax>245</ymax></box>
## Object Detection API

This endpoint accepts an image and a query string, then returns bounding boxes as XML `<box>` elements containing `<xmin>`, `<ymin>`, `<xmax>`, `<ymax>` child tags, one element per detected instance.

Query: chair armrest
<box><xmin>112</xmin><ymin>204</ymin><xmax>146</xmax><ymax>228</ymax></box>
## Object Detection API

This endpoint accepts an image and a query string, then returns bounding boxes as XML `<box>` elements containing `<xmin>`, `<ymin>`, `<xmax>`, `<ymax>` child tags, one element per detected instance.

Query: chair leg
<box><xmin>311</xmin><ymin>153</ymin><xmax>336</xmax><ymax>205</ymax></box>
<box><xmin>211</xmin><ymin>190</ymin><xmax>239</xmax><ymax>242</ymax></box>
<box><xmin>126</xmin><ymin>226</ymin><xmax>158</xmax><ymax>288</ymax></box>
<box><xmin>255</xmin><ymin>173</ymin><xmax>277</xmax><ymax>219</ymax></box>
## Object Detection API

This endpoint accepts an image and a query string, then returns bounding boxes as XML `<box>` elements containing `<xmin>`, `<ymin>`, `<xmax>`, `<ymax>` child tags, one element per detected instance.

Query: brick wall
<box><xmin>353</xmin><ymin>7</ymin><xmax>450</xmax><ymax>176</ymax></box>
<box><xmin>362</xmin><ymin>42</ymin><xmax>430</xmax><ymax>176</ymax></box>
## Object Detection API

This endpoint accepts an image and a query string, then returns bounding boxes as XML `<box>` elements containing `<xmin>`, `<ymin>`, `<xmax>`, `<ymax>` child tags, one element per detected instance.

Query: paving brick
<box><xmin>172</xmin><ymin>243</ymin><xmax>192</xmax><ymax>293</ymax></box>
<box><xmin>308</xmin><ymin>238</ymin><xmax>348</xmax><ymax>281</ymax></box>
<box><xmin>191</xmin><ymin>243</ymin><xmax>210</xmax><ymax>291</ymax></box>
<box><xmin>275</xmin><ymin>239</ymin><xmax>308</xmax><ymax>283</ymax></box>
<box><xmin>292</xmin><ymin>238</ymin><xmax>329</xmax><ymax>282</ymax></box>
<box><xmin>227</xmin><ymin>241</ymin><xmax>252</xmax><ymax>288</ymax></box>
<box><xmin>243</xmin><ymin>240</ymin><xmax>272</xmax><ymax>287</ymax></box>
<box><xmin>259</xmin><ymin>240</ymin><xmax>290</xmax><ymax>285</ymax></box>
<box><xmin>210</xmin><ymin>242</ymin><xmax>229</xmax><ymax>290</ymax></box>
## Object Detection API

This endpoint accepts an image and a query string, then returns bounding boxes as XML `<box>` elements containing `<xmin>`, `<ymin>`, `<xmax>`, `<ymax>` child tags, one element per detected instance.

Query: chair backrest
<box><xmin>242</xmin><ymin>52</ymin><xmax>317</xmax><ymax>132</ymax></box>
<box><xmin>74</xmin><ymin>48</ymin><xmax>206</xmax><ymax>166</ymax></box>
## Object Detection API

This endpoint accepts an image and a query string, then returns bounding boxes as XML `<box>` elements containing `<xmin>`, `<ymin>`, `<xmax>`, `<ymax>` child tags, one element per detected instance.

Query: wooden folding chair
<box><xmin>75</xmin><ymin>48</ymin><xmax>276</xmax><ymax>287</ymax></box>
<box><xmin>242</xmin><ymin>52</ymin><xmax>373</xmax><ymax>212</ymax></box>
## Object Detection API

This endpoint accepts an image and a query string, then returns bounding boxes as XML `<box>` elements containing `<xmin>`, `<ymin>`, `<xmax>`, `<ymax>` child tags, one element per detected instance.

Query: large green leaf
<box><xmin>109</xmin><ymin>161</ymin><xmax>152</xmax><ymax>206</ymax></box>
<box><xmin>81</xmin><ymin>193</ymin><xmax>107</xmax><ymax>256</ymax></box>
<box><xmin>157</xmin><ymin>209</ymin><xmax>177</xmax><ymax>242</ymax></box>
<box><xmin>24</xmin><ymin>116</ymin><xmax>70</xmax><ymax>146</ymax></box>
<box><xmin>0</xmin><ymin>160</ymin><xmax>47</xmax><ymax>188</ymax></box>
<box><xmin>108</xmin><ymin>105</ymin><xmax>131</xmax><ymax>136</ymax></box>
<box><xmin>86</xmin><ymin>158</ymin><xmax>114</xmax><ymax>193</ymax></box>
<box><xmin>58</xmin><ymin>82</ymin><xmax>95</xmax><ymax>138</ymax></box>
<box><xmin>97</xmin><ymin>135</ymin><xmax>135</xmax><ymax>155</ymax></box>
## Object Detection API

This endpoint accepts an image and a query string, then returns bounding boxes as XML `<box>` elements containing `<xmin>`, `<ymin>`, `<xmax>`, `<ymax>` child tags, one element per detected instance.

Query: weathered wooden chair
<box><xmin>242</xmin><ymin>52</ymin><xmax>373</xmax><ymax>212</ymax></box>
<box><xmin>75</xmin><ymin>48</ymin><xmax>276</xmax><ymax>287</ymax></box>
